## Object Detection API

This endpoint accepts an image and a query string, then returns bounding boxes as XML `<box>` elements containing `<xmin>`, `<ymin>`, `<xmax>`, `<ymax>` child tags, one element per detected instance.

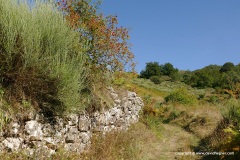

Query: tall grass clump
<box><xmin>0</xmin><ymin>0</ymin><xmax>89</xmax><ymax>113</ymax></box>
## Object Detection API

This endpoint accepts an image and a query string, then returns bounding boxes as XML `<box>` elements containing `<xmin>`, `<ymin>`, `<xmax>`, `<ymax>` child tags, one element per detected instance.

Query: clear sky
<box><xmin>100</xmin><ymin>0</ymin><xmax>240</xmax><ymax>73</ymax></box>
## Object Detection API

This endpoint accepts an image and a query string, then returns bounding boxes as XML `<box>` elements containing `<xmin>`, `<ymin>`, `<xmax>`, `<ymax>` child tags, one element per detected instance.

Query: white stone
<box><xmin>78</xmin><ymin>115</ymin><xmax>91</xmax><ymax>132</ymax></box>
<box><xmin>81</xmin><ymin>132</ymin><xmax>91</xmax><ymax>144</ymax></box>
<box><xmin>9</xmin><ymin>122</ymin><xmax>20</xmax><ymax>135</ymax></box>
<box><xmin>114</xmin><ymin>99</ymin><xmax>121</xmax><ymax>105</ymax></box>
<box><xmin>2</xmin><ymin>138</ymin><xmax>23</xmax><ymax>151</ymax></box>
<box><xmin>44</xmin><ymin>137</ymin><xmax>55</xmax><ymax>144</ymax></box>
<box><xmin>25</xmin><ymin>120</ymin><xmax>43</xmax><ymax>138</ymax></box>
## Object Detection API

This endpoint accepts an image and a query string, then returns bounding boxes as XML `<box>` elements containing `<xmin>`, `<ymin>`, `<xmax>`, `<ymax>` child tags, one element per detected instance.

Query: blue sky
<box><xmin>100</xmin><ymin>0</ymin><xmax>240</xmax><ymax>72</ymax></box>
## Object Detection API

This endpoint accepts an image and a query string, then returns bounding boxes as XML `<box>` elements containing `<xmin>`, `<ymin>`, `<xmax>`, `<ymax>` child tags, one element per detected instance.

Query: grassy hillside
<box><xmin>109</xmin><ymin>73</ymin><xmax>240</xmax><ymax>160</ymax></box>
<box><xmin>2</xmin><ymin>74</ymin><xmax>240</xmax><ymax>159</ymax></box>
<box><xmin>1</xmin><ymin>1</ymin><xmax>240</xmax><ymax>160</ymax></box>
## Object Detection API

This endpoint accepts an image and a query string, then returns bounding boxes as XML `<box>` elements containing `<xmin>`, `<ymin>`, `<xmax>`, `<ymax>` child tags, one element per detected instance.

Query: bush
<box><xmin>208</xmin><ymin>95</ymin><xmax>219</xmax><ymax>104</ymax></box>
<box><xmin>222</xmin><ymin>99</ymin><xmax>240</xmax><ymax>125</ymax></box>
<box><xmin>150</xmin><ymin>76</ymin><xmax>161</xmax><ymax>84</ymax></box>
<box><xmin>221</xmin><ymin>99</ymin><xmax>240</xmax><ymax>154</ymax></box>
<box><xmin>164</xmin><ymin>88</ymin><xmax>197</xmax><ymax>105</ymax></box>
<box><xmin>0</xmin><ymin>0</ymin><xmax>89</xmax><ymax>113</ymax></box>
<box><xmin>159</xmin><ymin>75</ymin><xmax>172</xmax><ymax>81</ymax></box>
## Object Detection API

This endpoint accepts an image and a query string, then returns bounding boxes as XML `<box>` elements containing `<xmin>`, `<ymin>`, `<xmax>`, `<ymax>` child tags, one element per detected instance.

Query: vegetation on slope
<box><xmin>136</xmin><ymin>61</ymin><xmax>240</xmax><ymax>159</ymax></box>
<box><xmin>0</xmin><ymin>0</ymin><xmax>90</xmax><ymax>115</ymax></box>
<box><xmin>0</xmin><ymin>0</ymin><xmax>240</xmax><ymax>160</ymax></box>
<box><xmin>0</xmin><ymin>0</ymin><xmax>134</xmax><ymax>115</ymax></box>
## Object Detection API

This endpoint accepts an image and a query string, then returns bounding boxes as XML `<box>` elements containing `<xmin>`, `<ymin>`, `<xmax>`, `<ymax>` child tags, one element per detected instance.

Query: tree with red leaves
<box><xmin>57</xmin><ymin>0</ymin><xmax>135</xmax><ymax>73</ymax></box>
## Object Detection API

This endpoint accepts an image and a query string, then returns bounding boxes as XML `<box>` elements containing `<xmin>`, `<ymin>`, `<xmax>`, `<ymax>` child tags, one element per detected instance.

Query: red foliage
<box><xmin>58</xmin><ymin>0</ymin><xmax>135</xmax><ymax>72</ymax></box>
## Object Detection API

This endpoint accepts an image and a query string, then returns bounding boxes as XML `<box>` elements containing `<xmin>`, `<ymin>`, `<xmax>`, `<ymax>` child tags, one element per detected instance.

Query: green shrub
<box><xmin>221</xmin><ymin>99</ymin><xmax>240</xmax><ymax>154</ymax></box>
<box><xmin>159</xmin><ymin>75</ymin><xmax>172</xmax><ymax>81</ymax></box>
<box><xmin>0</xmin><ymin>0</ymin><xmax>89</xmax><ymax>113</ymax></box>
<box><xmin>208</xmin><ymin>95</ymin><xmax>219</xmax><ymax>104</ymax></box>
<box><xmin>222</xmin><ymin>99</ymin><xmax>240</xmax><ymax>125</ymax></box>
<box><xmin>113</xmin><ymin>77</ymin><xmax>126</xmax><ymax>86</ymax></box>
<box><xmin>150</xmin><ymin>76</ymin><xmax>161</xmax><ymax>84</ymax></box>
<box><xmin>164</xmin><ymin>88</ymin><xmax>197</xmax><ymax>105</ymax></box>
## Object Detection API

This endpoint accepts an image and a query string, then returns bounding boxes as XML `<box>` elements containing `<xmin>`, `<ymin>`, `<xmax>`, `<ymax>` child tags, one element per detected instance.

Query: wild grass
<box><xmin>82</xmin><ymin>130</ymin><xmax>140</xmax><ymax>160</ymax></box>
<box><xmin>0</xmin><ymin>0</ymin><xmax>89</xmax><ymax>113</ymax></box>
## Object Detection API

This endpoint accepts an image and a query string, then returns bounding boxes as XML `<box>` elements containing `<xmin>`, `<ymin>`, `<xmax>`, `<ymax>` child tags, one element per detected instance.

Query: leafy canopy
<box><xmin>57</xmin><ymin>0</ymin><xmax>135</xmax><ymax>72</ymax></box>
<box><xmin>140</xmin><ymin>62</ymin><xmax>179</xmax><ymax>81</ymax></box>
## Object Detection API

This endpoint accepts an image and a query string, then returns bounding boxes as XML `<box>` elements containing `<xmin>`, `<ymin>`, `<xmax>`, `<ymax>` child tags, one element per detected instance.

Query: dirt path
<box><xmin>131</xmin><ymin>123</ymin><xmax>201</xmax><ymax>160</ymax></box>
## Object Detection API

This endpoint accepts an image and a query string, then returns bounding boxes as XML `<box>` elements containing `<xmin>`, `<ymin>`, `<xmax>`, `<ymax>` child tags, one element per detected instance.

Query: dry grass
<box><xmin>82</xmin><ymin>122</ymin><xmax>200</xmax><ymax>160</ymax></box>
<box><xmin>82</xmin><ymin>123</ymin><xmax>142</xmax><ymax>160</ymax></box>
<box><xmin>165</xmin><ymin>104</ymin><xmax>223</xmax><ymax>139</ymax></box>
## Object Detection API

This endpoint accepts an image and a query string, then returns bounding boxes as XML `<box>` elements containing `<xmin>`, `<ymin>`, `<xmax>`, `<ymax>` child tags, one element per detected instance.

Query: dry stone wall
<box><xmin>0</xmin><ymin>88</ymin><xmax>143</xmax><ymax>156</ymax></box>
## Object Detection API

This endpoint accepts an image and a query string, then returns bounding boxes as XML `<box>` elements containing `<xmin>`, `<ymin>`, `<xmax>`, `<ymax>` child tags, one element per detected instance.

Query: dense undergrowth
<box><xmin>0</xmin><ymin>0</ymin><xmax>90</xmax><ymax>116</ymax></box>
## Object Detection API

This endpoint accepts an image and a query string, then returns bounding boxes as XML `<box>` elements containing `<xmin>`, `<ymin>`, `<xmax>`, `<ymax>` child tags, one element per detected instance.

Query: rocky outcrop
<box><xmin>0</xmin><ymin>88</ymin><xmax>143</xmax><ymax>156</ymax></box>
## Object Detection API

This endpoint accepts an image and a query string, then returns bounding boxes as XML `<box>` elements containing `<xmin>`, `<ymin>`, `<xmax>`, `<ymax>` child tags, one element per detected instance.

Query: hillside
<box><xmin>107</xmin><ymin>73</ymin><xmax>240</xmax><ymax>160</ymax></box>
<box><xmin>1</xmin><ymin>1</ymin><xmax>240</xmax><ymax>160</ymax></box>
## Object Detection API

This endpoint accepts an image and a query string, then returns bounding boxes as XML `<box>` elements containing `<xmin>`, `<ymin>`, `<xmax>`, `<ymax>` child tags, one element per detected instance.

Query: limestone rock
<box><xmin>69</xmin><ymin>127</ymin><xmax>79</xmax><ymax>134</ymax></box>
<box><xmin>42</xmin><ymin>124</ymin><xmax>54</xmax><ymax>137</ymax></box>
<box><xmin>78</xmin><ymin>114</ymin><xmax>91</xmax><ymax>132</ymax></box>
<box><xmin>67</xmin><ymin>114</ymin><xmax>78</xmax><ymax>126</ymax></box>
<box><xmin>0</xmin><ymin>87</ymin><xmax>143</xmax><ymax>156</ymax></box>
<box><xmin>2</xmin><ymin>138</ymin><xmax>23</xmax><ymax>151</ymax></box>
<box><xmin>65</xmin><ymin>133</ymin><xmax>75</xmax><ymax>143</ymax></box>
<box><xmin>25</xmin><ymin>120</ymin><xmax>43</xmax><ymax>138</ymax></box>
<box><xmin>9</xmin><ymin>122</ymin><xmax>20</xmax><ymax>136</ymax></box>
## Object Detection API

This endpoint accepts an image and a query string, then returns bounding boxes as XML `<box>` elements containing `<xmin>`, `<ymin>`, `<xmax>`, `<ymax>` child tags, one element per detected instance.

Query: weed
<box><xmin>0</xmin><ymin>110</ymin><xmax>10</xmax><ymax>131</ymax></box>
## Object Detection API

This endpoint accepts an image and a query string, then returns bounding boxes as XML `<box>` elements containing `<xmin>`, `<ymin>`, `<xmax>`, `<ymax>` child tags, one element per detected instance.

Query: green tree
<box><xmin>221</xmin><ymin>71</ymin><xmax>240</xmax><ymax>90</ymax></box>
<box><xmin>193</xmin><ymin>70</ymin><xmax>214</xmax><ymax>88</ymax></box>
<box><xmin>160</xmin><ymin>63</ymin><xmax>179</xmax><ymax>81</ymax></box>
<box><xmin>182</xmin><ymin>70</ymin><xmax>193</xmax><ymax>85</ymax></box>
<box><xmin>220</xmin><ymin>62</ymin><xmax>235</xmax><ymax>73</ymax></box>
<box><xmin>185</xmin><ymin>65</ymin><xmax>221</xmax><ymax>88</ymax></box>
<box><xmin>140</xmin><ymin>62</ymin><xmax>161</xmax><ymax>79</ymax></box>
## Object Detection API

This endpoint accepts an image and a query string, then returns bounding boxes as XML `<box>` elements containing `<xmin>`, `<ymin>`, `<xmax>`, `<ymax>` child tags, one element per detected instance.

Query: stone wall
<box><xmin>0</xmin><ymin>88</ymin><xmax>143</xmax><ymax>156</ymax></box>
